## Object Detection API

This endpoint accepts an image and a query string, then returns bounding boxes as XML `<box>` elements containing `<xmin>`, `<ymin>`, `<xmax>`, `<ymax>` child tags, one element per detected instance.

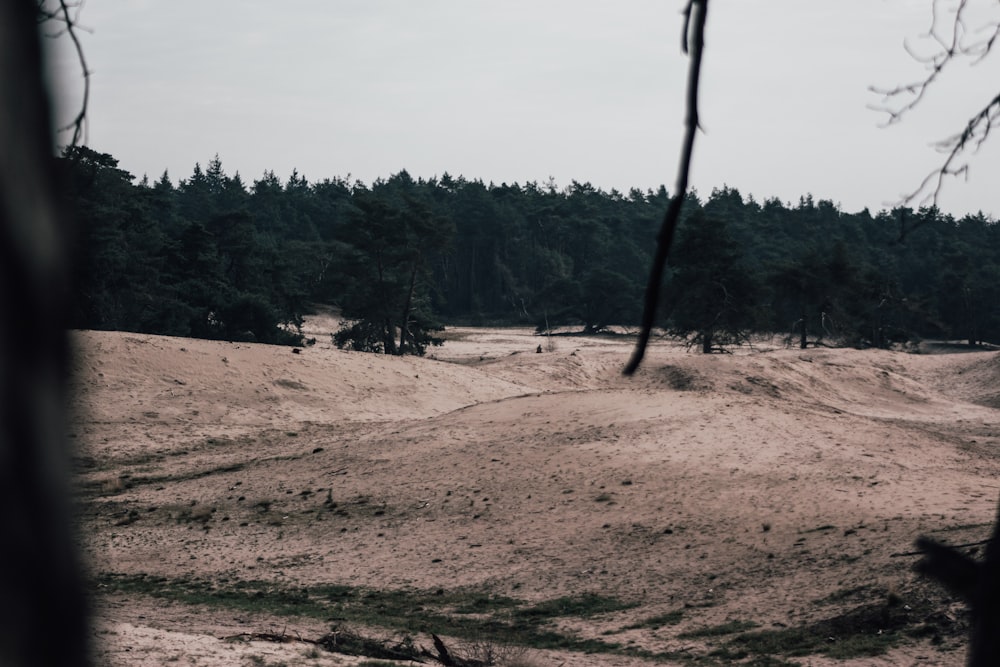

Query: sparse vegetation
<box><xmin>82</xmin><ymin>463</ymin><xmax>247</xmax><ymax>497</ymax></box>
<box><xmin>100</xmin><ymin>475</ymin><xmax>127</xmax><ymax>495</ymax></box>
<box><xmin>457</xmin><ymin>635</ymin><xmax>531</xmax><ymax>666</ymax></box>
<box><xmin>725</xmin><ymin>598</ymin><xmax>959</xmax><ymax>660</ymax></box>
<box><xmin>622</xmin><ymin>609</ymin><xmax>685</xmax><ymax>630</ymax></box>
<box><xmin>512</xmin><ymin>593</ymin><xmax>637</xmax><ymax>620</ymax></box>
<box><xmin>93</xmin><ymin>574</ymin><xmax>685</xmax><ymax>661</ymax></box>
<box><xmin>679</xmin><ymin>619</ymin><xmax>760</xmax><ymax>638</ymax></box>
<box><xmin>92</xmin><ymin>572</ymin><xmax>960</xmax><ymax>664</ymax></box>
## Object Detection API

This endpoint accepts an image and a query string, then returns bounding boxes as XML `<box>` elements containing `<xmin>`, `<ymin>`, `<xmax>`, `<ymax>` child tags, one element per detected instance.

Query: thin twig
<box><xmin>869</xmin><ymin>0</ymin><xmax>1000</xmax><ymax>208</ymax></box>
<box><xmin>916</xmin><ymin>91</ymin><xmax>1000</xmax><ymax>208</ymax></box>
<box><xmin>38</xmin><ymin>1</ymin><xmax>90</xmax><ymax>146</ymax></box>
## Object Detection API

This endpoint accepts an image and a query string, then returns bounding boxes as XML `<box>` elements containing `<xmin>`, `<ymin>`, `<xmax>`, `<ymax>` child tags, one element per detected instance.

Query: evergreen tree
<box><xmin>663</xmin><ymin>211</ymin><xmax>761</xmax><ymax>352</ymax></box>
<box><xmin>58</xmin><ymin>146</ymin><xmax>1000</xmax><ymax>351</ymax></box>
<box><xmin>333</xmin><ymin>176</ymin><xmax>453</xmax><ymax>355</ymax></box>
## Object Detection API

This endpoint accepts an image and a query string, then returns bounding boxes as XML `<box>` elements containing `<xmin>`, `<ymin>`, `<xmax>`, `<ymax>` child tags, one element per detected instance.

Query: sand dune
<box><xmin>73</xmin><ymin>325</ymin><xmax>1000</xmax><ymax>666</ymax></box>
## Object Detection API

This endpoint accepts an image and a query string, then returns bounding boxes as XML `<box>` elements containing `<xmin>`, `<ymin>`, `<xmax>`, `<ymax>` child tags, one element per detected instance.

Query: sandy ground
<box><xmin>70</xmin><ymin>318</ymin><xmax>1000</xmax><ymax>666</ymax></box>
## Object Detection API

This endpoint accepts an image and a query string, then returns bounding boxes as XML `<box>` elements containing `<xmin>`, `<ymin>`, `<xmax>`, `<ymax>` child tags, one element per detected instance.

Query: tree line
<box><xmin>60</xmin><ymin>146</ymin><xmax>1000</xmax><ymax>352</ymax></box>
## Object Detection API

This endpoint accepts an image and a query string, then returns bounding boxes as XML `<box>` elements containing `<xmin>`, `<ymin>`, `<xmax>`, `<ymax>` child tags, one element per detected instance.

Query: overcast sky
<box><xmin>47</xmin><ymin>1</ymin><xmax>1000</xmax><ymax>218</ymax></box>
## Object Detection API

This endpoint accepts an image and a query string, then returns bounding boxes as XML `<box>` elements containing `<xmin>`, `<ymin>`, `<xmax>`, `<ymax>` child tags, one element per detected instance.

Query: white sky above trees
<box><xmin>47</xmin><ymin>1</ymin><xmax>999</xmax><ymax>218</ymax></box>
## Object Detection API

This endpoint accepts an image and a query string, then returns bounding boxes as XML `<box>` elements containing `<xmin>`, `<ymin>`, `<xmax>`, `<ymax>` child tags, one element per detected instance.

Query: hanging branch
<box><xmin>911</xmin><ymin>91</ymin><xmax>1000</xmax><ymax>208</ymax></box>
<box><xmin>37</xmin><ymin>0</ymin><xmax>90</xmax><ymax>147</ymax></box>
<box><xmin>624</xmin><ymin>0</ymin><xmax>709</xmax><ymax>375</ymax></box>
<box><xmin>869</xmin><ymin>0</ymin><xmax>1000</xmax><ymax>209</ymax></box>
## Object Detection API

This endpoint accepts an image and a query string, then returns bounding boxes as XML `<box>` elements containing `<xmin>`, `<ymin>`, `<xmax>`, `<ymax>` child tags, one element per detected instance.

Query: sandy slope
<box><xmin>71</xmin><ymin>325</ymin><xmax>1000</xmax><ymax>666</ymax></box>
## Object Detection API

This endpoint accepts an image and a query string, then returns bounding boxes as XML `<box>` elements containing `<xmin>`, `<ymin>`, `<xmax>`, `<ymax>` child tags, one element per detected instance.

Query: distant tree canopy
<box><xmin>61</xmin><ymin>147</ymin><xmax>1000</xmax><ymax>353</ymax></box>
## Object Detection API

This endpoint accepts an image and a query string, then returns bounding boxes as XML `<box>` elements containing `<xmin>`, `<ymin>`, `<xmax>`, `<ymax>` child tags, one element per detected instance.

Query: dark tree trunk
<box><xmin>398</xmin><ymin>265</ymin><xmax>417</xmax><ymax>354</ymax></box>
<box><xmin>382</xmin><ymin>317</ymin><xmax>397</xmax><ymax>355</ymax></box>
<box><xmin>701</xmin><ymin>329</ymin><xmax>713</xmax><ymax>353</ymax></box>
<box><xmin>373</xmin><ymin>250</ymin><xmax>396</xmax><ymax>354</ymax></box>
<box><xmin>799</xmin><ymin>307</ymin><xmax>808</xmax><ymax>349</ymax></box>
<box><xmin>0</xmin><ymin>3</ymin><xmax>90</xmax><ymax>665</ymax></box>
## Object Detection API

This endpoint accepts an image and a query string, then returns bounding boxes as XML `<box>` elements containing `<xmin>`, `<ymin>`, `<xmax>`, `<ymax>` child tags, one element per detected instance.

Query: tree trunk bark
<box><xmin>0</xmin><ymin>4</ymin><xmax>91</xmax><ymax>664</ymax></box>
<box><xmin>799</xmin><ymin>306</ymin><xmax>808</xmax><ymax>349</ymax></box>
<box><xmin>382</xmin><ymin>317</ymin><xmax>397</xmax><ymax>355</ymax></box>
<box><xmin>374</xmin><ymin>250</ymin><xmax>396</xmax><ymax>354</ymax></box>
<box><xmin>398</xmin><ymin>265</ymin><xmax>417</xmax><ymax>354</ymax></box>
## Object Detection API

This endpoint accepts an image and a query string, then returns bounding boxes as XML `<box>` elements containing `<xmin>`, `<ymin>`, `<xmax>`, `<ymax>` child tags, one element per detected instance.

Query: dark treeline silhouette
<box><xmin>62</xmin><ymin>146</ymin><xmax>1000</xmax><ymax>353</ymax></box>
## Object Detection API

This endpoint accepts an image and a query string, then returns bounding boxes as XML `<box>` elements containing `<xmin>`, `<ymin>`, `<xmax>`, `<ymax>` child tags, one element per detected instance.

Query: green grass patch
<box><xmin>96</xmin><ymin>573</ymin><xmax>955</xmax><ymax>664</ymax></box>
<box><xmin>622</xmin><ymin>609</ymin><xmax>685</xmax><ymax>630</ymax></box>
<box><xmin>513</xmin><ymin>593</ymin><xmax>637</xmax><ymax>620</ymax></box>
<box><xmin>728</xmin><ymin>601</ymin><xmax>926</xmax><ymax>659</ymax></box>
<box><xmin>679</xmin><ymin>619</ymin><xmax>759</xmax><ymax>638</ymax></box>
<box><xmin>94</xmin><ymin>573</ymin><xmax>680</xmax><ymax>661</ymax></box>
<box><xmin>451</xmin><ymin>593</ymin><xmax>521</xmax><ymax>614</ymax></box>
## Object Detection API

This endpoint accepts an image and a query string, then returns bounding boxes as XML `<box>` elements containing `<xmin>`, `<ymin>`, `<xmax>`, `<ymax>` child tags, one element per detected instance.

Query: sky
<box><xmin>45</xmin><ymin>1</ymin><xmax>1000</xmax><ymax>218</ymax></box>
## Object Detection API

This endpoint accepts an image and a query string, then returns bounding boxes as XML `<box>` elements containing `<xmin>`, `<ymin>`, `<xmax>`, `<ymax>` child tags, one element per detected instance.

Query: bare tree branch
<box><xmin>912</xmin><ymin>91</ymin><xmax>1000</xmax><ymax>208</ymax></box>
<box><xmin>37</xmin><ymin>0</ymin><xmax>90</xmax><ymax>147</ymax></box>
<box><xmin>624</xmin><ymin>0</ymin><xmax>709</xmax><ymax>375</ymax></box>
<box><xmin>870</xmin><ymin>0</ymin><xmax>1000</xmax><ymax>208</ymax></box>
